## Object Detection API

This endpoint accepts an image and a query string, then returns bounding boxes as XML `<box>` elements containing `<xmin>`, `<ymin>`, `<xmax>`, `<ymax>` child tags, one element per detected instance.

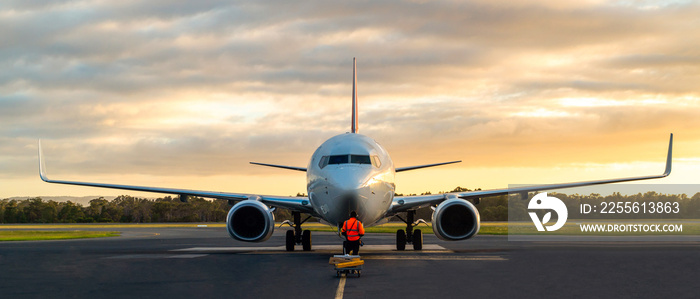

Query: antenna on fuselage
<box><xmin>351</xmin><ymin>57</ymin><xmax>358</xmax><ymax>134</ymax></box>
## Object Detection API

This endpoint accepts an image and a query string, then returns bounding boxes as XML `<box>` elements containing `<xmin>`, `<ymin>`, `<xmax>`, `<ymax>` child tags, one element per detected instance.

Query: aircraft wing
<box><xmin>38</xmin><ymin>141</ymin><xmax>316</xmax><ymax>215</ymax></box>
<box><xmin>395</xmin><ymin>160</ymin><xmax>461</xmax><ymax>172</ymax></box>
<box><xmin>250</xmin><ymin>162</ymin><xmax>307</xmax><ymax>172</ymax></box>
<box><xmin>389</xmin><ymin>133</ymin><xmax>673</xmax><ymax>214</ymax></box>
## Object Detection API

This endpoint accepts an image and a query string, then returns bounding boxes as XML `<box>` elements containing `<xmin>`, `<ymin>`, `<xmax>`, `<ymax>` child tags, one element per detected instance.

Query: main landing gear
<box><xmin>282</xmin><ymin>211</ymin><xmax>313</xmax><ymax>251</ymax></box>
<box><xmin>395</xmin><ymin>210</ymin><xmax>425</xmax><ymax>251</ymax></box>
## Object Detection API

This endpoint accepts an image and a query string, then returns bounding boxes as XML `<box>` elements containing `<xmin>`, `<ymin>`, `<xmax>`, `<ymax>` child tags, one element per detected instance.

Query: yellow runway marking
<box><xmin>335</xmin><ymin>274</ymin><xmax>346</xmax><ymax>299</ymax></box>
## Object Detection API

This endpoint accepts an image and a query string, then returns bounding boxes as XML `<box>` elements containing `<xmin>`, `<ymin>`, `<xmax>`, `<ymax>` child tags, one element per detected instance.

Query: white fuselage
<box><xmin>306</xmin><ymin>133</ymin><xmax>396</xmax><ymax>227</ymax></box>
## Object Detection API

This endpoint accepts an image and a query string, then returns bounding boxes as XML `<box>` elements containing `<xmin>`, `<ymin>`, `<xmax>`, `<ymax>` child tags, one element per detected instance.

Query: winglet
<box><xmin>38</xmin><ymin>139</ymin><xmax>49</xmax><ymax>182</ymax></box>
<box><xmin>663</xmin><ymin>133</ymin><xmax>673</xmax><ymax>176</ymax></box>
<box><xmin>351</xmin><ymin>57</ymin><xmax>358</xmax><ymax>134</ymax></box>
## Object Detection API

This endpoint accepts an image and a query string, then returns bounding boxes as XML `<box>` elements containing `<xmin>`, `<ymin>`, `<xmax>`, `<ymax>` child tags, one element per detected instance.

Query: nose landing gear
<box><xmin>395</xmin><ymin>210</ymin><xmax>425</xmax><ymax>251</ymax></box>
<box><xmin>282</xmin><ymin>211</ymin><xmax>313</xmax><ymax>251</ymax></box>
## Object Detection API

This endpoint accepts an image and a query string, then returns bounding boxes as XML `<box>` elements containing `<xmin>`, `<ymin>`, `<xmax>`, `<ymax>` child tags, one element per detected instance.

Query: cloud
<box><xmin>1</xmin><ymin>0</ymin><xmax>699</xmax><ymax>196</ymax></box>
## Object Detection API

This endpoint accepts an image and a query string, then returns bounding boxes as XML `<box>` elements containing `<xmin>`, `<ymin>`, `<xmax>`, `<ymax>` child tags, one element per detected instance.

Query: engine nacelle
<box><xmin>226</xmin><ymin>200</ymin><xmax>275</xmax><ymax>242</ymax></box>
<box><xmin>432</xmin><ymin>198</ymin><xmax>480</xmax><ymax>241</ymax></box>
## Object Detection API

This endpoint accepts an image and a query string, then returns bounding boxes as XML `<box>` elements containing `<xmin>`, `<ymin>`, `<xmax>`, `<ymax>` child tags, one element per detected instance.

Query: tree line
<box><xmin>1</xmin><ymin>188</ymin><xmax>697</xmax><ymax>223</ymax></box>
<box><xmin>0</xmin><ymin>196</ymin><xmax>231</xmax><ymax>223</ymax></box>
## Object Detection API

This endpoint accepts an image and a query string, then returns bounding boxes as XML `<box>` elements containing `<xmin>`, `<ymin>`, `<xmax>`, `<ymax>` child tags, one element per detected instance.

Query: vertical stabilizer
<box><xmin>351</xmin><ymin>58</ymin><xmax>358</xmax><ymax>133</ymax></box>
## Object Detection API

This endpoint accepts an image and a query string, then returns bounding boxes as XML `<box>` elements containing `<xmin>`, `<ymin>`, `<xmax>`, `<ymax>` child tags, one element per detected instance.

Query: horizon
<box><xmin>7</xmin><ymin>183</ymin><xmax>700</xmax><ymax>203</ymax></box>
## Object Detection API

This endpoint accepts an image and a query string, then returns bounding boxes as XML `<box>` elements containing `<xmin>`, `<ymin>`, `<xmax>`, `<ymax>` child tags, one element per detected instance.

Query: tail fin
<box><xmin>351</xmin><ymin>57</ymin><xmax>358</xmax><ymax>134</ymax></box>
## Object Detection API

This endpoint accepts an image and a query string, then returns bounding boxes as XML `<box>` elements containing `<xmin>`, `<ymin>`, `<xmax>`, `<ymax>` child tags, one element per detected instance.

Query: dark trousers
<box><xmin>344</xmin><ymin>240</ymin><xmax>360</xmax><ymax>255</ymax></box>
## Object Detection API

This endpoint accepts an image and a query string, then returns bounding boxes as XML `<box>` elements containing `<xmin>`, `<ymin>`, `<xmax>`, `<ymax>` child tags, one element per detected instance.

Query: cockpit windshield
<box><xmin>319</xmin><ymin>154</ymin><xmax>380</xmax><ymax>168</ymax></box>
<box><xmin>350</xmin><ymin>155</ymin><xmax>372</xmax><ymax>164</ymax></box>
<box><xmin>328</xmin><ymin>155</ymin><xmax>349</xmax><ymax>164</ymax></box>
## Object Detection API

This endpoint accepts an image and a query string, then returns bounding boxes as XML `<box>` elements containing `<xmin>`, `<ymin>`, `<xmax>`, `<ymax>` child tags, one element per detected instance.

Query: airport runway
<box><xmin>0</xmin><ymin>226</ymin><xmax>698</xmax><ymax>299</ymax></box>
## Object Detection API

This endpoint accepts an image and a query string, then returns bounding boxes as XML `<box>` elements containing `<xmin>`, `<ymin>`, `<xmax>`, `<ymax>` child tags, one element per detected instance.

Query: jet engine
<box><xmin>226</xmin><ymin>200</ymin><xmax>275</xmax><ymax>242</ymax></box>
<box><xmin>432</xmin><ymin>198</ymin><xmax>480</xmax><ymax>240</ymax></box>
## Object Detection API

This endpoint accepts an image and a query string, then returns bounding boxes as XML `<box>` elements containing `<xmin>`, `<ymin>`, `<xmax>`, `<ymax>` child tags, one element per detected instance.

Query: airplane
<box><xmin>38</xmin><ymin>58</ymin><xmax>674</xmax><ymax>251</ymax></box>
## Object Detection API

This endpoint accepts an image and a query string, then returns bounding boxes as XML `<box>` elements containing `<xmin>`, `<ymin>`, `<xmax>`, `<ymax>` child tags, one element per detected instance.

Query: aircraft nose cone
<box><xmin>335</xmin><ymin>184</ymin><xmax>365</xmax><ymax>213</ymax></box>
<box><xmin>333</xmin><ymin>168</ymin><xmax>370</xmax><ymax>192</ymax></box>
<box><xmin>327</xmin><ymin>167</ymin><xmax>372</xmax><ymax>223</ymax></box>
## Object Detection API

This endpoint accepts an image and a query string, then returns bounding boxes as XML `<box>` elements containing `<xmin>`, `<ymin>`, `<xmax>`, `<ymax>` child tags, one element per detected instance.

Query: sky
<box><xmin>1</xmin><ymin>0</ymin><xmax>699</xmax><ymax>199</ymax></box>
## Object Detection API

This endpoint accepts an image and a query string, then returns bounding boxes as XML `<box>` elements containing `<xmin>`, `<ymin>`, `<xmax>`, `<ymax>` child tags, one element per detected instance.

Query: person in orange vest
<box><xmin>341</xmin><ymin>211</ymin><xmax>365</xmax><ymax>255</ymax></box>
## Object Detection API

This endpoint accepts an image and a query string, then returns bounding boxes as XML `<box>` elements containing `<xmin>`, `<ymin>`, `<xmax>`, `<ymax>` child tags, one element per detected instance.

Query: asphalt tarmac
<box><xmin>0</xmin><ymin>226</ymin><xmax>698</xmax><ymax>299</ymax></box>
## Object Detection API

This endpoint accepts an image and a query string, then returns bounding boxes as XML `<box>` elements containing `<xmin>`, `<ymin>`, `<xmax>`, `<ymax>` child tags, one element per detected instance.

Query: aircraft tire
<box><xmin>412</xmin><ymin>229</ymin><xmax>423</xmax><ymax>250</ymax></box>
<box><xmin>285</xmin><ymin>230</ymin><xmax>295</xmax><ymax>251</ymax></box>
<box><xmin>396</xmin><ymin>229</ymin><xmax>406</xmax><ymax>251</ymax></box>
<box><xmin>302</xmin><ymin>230</ymin><xmax>312</xmax><ymax>251</ymax></box>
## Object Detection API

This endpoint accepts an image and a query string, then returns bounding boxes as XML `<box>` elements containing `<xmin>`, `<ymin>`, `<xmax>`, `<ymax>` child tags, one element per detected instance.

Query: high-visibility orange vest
<box><xmin>342</xmin><ymin>217</ymin><xmax>364</xmax><ymax>241</ymax></box>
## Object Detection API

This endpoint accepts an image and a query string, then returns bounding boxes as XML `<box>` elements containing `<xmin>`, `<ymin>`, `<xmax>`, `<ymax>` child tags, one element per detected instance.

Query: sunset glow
<box><xmin>1</xmin><ymin>0</ymin><xmax>699</xmax><ymax>198</ymax></box>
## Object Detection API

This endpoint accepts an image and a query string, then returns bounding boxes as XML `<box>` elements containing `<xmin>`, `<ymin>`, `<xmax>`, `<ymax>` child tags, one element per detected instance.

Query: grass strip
<box><xmin>0</xmin><ymin>230</ymin><xmax>121</xmax><ymax>241</ymax></box>
<box><xmin>4</xmin><ymin>221</ymin><xmax>693</xmax><ymax>236</ymax></box>
<box><xmin>0</xmin><ymin>222</ymin><xmax>509</xmax><ymax>234</ymax></box>
<box><xmin>0</xmin><ymin>224</ymin><xmax>227</xmax><ymax>229</ymax></box>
